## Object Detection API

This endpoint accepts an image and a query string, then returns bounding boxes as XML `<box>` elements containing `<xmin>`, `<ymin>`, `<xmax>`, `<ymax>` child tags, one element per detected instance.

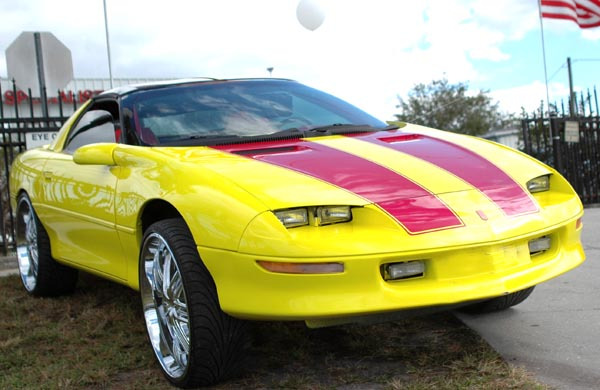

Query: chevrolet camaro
<box><xmin>10</xmin><ymin>78</ymin><xmax>585</xmax><ymax>387</ymax></box>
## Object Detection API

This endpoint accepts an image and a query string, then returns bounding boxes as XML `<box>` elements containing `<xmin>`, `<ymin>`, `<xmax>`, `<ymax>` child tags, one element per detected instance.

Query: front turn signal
<box><xmin>257</xmin><ymin>261</ymin><xmax>344</xmax><ymax>274</ymax></box>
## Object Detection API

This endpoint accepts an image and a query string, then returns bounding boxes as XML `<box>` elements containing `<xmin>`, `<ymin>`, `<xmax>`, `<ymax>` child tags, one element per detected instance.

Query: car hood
<box><xmin>154</xmin><ymin>124</ymin><xmax>562</xmax><ymax>236</ymax></box>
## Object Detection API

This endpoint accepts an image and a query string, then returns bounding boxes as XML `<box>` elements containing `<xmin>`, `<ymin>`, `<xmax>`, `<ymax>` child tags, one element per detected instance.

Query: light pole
<box><xmin>103</xmin><ymin>0</ymin><xmax>114</xmax><ymax>88</ymax></box>
<box><xmin>267</xmin><ymin>67</ymin><xmax>274</xmax><ymax>77</ymax></box>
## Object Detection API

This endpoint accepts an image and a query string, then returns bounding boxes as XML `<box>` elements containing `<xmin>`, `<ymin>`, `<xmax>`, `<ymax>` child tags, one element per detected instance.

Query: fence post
<box><xmin>550</xmin><ymin>115</ymin><xmax>562</xmax><ymax>173</ymax></box>
<box><xmin>521</xmin><ymin>118</ymin><xmax>530</xmax><ymax>155</ymax></box>
<box><xmin>0</xmin><ymin>81</ymin><xmax>4</xmax><ymax>119</ymax></box>
<box><xmin>594</xmin><ymin>86</ymin><xmax>598</xmax><ymax>117</ymax></box>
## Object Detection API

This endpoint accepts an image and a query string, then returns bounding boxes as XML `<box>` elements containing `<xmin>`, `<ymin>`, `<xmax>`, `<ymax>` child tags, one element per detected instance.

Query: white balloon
<box><xmin>296</xmin><ymin>0</ymin><xmax>326</xmax><ymax>31</ymax></box>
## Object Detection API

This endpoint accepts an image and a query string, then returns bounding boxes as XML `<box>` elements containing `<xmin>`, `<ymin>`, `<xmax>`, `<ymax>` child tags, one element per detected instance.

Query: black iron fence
<box><xmin>549</xmin><ymin>86</ymin><xmax>599</xmax><ymax>118</ymax></box>
<box><xmin>522</xmin><ymin>114</ymin><xmax>600</xmax><ymax>205</ymax></box>
<box><xmin>0</xmin><ymin>79</ymin><xmax>81</xmax><ymax>254</ymax></box>
<box><xmin>1</xmin><ymin>76</ymin><xmax>599</xmax><ymax>253</ymax></box>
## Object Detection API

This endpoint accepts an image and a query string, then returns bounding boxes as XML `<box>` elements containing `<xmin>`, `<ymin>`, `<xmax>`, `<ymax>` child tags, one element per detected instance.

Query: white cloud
<box><xmin>0</xmin><ymin>0</ymin><xmax>585</xmax><ymax>120</ymax></box>
<box><xmin>490</xmin><ymin>81</ymin><xmax>572</xmax><ymax>115</ymax></box>
<box><xmin>581</xmin><ymin>28</ymin><xmax>600</xmax><ymax>41</ymax></box>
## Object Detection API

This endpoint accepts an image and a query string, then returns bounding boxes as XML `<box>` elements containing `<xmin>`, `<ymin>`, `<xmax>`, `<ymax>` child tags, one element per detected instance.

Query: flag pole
<box><xmin>537</xmin><ymin>1</ymin><xmax>561</xmax><ymax>171</ymax></box>
<box><xmin>537</xmin><ymin>0</ymin><xmax>552</xmax><ymax>120</ymax></box>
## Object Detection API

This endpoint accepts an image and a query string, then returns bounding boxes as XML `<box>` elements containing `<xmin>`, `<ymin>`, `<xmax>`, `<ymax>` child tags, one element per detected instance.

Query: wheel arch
<box><xmin>136</xmin><ymin>199</ymin><xmax>230</xmax><ymax>306</ymax></box>
<box><xmin>15</xmin><ymin>188</ymin><xmax>29</xmax><ymax>205</ymax></box>
<box><xmin>14</xmin><ymin>190</ymin><xmax>31</xmax><ymax>244</ymax></box>
<box><xmin>140</xmin><ymin>198</ymin><xmax>183</xmax><ymax>234</ymax></box>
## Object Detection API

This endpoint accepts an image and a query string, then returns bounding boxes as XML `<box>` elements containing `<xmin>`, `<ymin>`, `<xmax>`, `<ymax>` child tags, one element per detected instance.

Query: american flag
<box><xmin>541</xmin><ymin>0</ymin><xmax>600</xmax><ymax>28</ymax></box>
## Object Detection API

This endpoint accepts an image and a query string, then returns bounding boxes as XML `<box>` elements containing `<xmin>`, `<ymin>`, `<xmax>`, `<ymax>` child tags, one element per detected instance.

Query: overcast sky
<box><xmin>1</xmin><ymin>0</ymin><xmax>599</xmax><ymax>121</ymax></box>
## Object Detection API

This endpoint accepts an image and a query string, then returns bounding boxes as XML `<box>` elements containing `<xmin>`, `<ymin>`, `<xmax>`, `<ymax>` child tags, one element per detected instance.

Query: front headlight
<box><xmin>274</xmin><ymin>206</ymin><xmax>353</xmax><ymax>228</ymax></box>
<box><xmin>315</xmin><ymin>206</ymin><xmax>352</xmax><ymax>225</ymax></box>
<box><xmin>526</xmin><ymin>174</ymin><xmax>551</xmax><ymax>193</ymax></box>
<box><xmin>274</xmin><ymin>208</ymin><xmax>309</xmax><ymax>228</ymax></box>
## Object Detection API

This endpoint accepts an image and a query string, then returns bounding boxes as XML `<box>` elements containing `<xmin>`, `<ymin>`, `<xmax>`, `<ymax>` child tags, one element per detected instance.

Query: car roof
<box><xmin>98</xmin><ymin>77</ymin><xmax>296</xmax><ymax>98</ymax></box>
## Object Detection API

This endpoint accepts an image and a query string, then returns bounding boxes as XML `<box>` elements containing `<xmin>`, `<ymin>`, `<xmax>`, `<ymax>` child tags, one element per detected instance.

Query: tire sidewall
<box><xmin>140</xmin><ymin>220</ymin><xmax>198</xmax><ymax>387</ymax></box>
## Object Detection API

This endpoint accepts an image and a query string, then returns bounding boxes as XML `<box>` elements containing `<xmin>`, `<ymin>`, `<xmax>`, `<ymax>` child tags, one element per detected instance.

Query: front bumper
<box><xmin>199</xmin><ymin>216</ymin><xmax>584</xmax><ymax>322</ymax></box>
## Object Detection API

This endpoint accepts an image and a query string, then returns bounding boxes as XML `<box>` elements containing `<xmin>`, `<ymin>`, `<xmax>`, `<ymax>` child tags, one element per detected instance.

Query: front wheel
<box><xmin>139</xmin><ymin>218</ymin><xmax>249</xmax><ymax>388</ymax></box>
<box><xmin>460</xmin><ymin>286</ymin><xmax>535</xmax><ymax>314</ymax></box>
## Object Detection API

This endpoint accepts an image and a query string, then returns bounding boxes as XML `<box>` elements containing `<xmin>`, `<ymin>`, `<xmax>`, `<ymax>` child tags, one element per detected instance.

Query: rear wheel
<box><xmin>139</xmin><ymin>218</ymin><xmax>249</xmax><ymax>388</ymax></box>
<box><xmin>460</xmin><ymin>286</ymin><xmax>535</xmax><ymax>314</ymax></box>
<box><xmin>15</xmin><ymin>193</ymin><xmax>78</xmax><ymax>296</ymax></box>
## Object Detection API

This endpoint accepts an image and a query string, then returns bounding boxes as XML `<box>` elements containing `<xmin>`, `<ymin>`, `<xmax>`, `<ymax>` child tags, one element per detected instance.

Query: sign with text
<box><xmin>26</xmin><ymin>131</ymin><xmax>58</xmax><ymax>149</ymax></box>
<box><xmin>564</xmin><ymin>121</ymin><xmax>580</xmax><ymax>143</ymax></box>
<box><xmin>2</xmin><ymin>89</ymin><xmax>102</xmax><ymax>106</ymax></box>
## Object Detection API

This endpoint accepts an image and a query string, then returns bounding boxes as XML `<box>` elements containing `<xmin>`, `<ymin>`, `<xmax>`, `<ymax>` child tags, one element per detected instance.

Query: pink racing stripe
<box><xmin>355</xmin><ymin>131</ymin><xmax>538</xmax><ymax>216</ymax></box>
<box><xmin>214</xmin><ymin>140</ymin><xmax>463</xmax><ymax>234</ymax></box>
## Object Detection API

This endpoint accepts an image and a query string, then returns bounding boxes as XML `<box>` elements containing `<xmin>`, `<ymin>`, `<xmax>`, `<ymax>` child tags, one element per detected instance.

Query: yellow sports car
<box><xmin>10</xmin><ymin>78</ymin><xmax>585</xmax><ymax>387</ymax></box>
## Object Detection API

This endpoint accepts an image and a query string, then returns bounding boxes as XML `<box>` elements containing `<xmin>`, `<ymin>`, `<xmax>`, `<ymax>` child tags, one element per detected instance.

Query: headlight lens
<box><xmin>274</xmin><ymin>208</ymin><xmax>308</xmax><ymax>228</ymax></box>
<box><xmin>526</xmin><ymin>174</ymin><xmax>550</xmax><ymax>193</ymax></box>
<box><xmin>274</xmin><ymin>206</ymin><xmax>353</xmax><ymax>228</ymax></box>
<box><xmin>316</xmin><ymin>206</ymin><xmax>352</xmax><ymax>225</ymax></box>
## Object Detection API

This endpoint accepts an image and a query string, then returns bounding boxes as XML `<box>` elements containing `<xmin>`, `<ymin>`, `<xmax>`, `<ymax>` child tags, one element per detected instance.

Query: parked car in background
<box><xmin>10</xmin><ymin>78</ymin><xmax>585</xmax><ymax>387</ymax></box>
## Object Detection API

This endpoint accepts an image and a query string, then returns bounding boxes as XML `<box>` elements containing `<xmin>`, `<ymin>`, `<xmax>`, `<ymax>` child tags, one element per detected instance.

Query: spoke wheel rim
<box><xmin>16</xmin><ymin>198</ymin><xmax>39</xmax><ymax>292</ymax></box>
<box><xmin>140</xmin><ymin>232</ymin><xmax>190</xmax><ymax>379</ymax></box>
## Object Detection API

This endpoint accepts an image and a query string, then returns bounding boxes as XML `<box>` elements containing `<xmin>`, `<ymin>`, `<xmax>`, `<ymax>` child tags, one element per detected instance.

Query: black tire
<box><xmin>15</xmin><ymin>193</ymin><xmax>78</xmax><ymax>296</ymax></box>
<box><xmin>139</xmin><ymin>218</ymin><xmax>249</xmax><ymax>388</ymax></box>
<box><xmin>460</xmin><ymin>286</ymin><xmax>535</xmax><ymax>314</ymax></box>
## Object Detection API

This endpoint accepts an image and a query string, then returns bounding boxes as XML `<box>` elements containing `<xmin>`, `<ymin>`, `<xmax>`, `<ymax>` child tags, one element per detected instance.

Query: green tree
<box><xmin>395</xmin><ymin>78</ymin><xmax>510</xmax><ymax>136</ymax></box>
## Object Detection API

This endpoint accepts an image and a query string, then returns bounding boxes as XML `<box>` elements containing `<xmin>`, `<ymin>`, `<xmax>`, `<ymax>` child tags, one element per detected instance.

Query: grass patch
<box><xmin>0</xmin><ymin>273</ymin><xmax>546</xmax><ymax>389</ymax></box>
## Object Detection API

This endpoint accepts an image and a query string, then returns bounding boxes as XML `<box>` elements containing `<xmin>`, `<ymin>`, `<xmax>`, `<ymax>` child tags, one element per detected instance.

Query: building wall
<box><xmin>0</xmin><ymin>77</ymin><xmax>171</xmax><ymax>118</ymax></box>
<box><xmin>482</xmin><ymin>129</ymin><xmax>521</xmax><ymax>150</ymax></box>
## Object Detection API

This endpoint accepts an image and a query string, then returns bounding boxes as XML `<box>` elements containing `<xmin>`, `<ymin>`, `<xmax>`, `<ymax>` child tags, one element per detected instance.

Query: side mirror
<box><xmin>73</xmin><ymin>143</ymin><xmax>117</xmax><ymax>166</ymax></box>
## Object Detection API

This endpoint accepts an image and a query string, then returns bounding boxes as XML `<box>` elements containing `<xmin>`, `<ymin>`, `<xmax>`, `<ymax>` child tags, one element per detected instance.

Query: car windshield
<box><xmin>120</xmin><ymin>79</ymin><xmax>387</xmax><ymax>146</ymax></box>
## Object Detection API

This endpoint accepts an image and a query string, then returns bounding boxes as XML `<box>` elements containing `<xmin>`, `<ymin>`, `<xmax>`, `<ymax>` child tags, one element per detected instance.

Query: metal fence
<box><xmin>522</xmin><ymin>114</ymin><xmax>600</xmax><ymax>205</ymax></box>
<box><xmin>1</xmin><ymin>77</ymin><xmax>599</xmax><ymax>253</ymax></box>
<box><xmin>550</xmin><ymin>86</ymin><xmax>599</xmax><ymax>119</ymax></box>
<box><xmin>0</xmin><ymin>79</ymin><xmax>78</xmax><ymax>254</ymax></box>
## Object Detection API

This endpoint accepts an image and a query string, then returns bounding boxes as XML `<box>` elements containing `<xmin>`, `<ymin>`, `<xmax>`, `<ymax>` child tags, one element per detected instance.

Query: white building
<box><xmin>0</xmin><ymin>76</ymin><xmax>171</xmax><ymax>118</ymax></box>
<box><xmin>482</xmin><ymin>128</ymin><xmax>521</xmax><ymax>150</ymax></box>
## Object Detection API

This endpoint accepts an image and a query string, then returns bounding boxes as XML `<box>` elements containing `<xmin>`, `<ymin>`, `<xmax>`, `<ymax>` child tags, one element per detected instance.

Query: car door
<box><xmin>38</xmin><ymin>99</ymin><xmax>127</xmax><ymax>280</ymax></box>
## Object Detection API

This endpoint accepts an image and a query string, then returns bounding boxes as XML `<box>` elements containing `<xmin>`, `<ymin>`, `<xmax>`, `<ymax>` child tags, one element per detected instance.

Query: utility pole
<box><xmin>103</xmin><ymin>0</ymin><xmax>114</xmax><ymax>88</ymax></box>
<box><xmin>567</xmin><ymin>57</ymin><xmax>575</xmax><ymax>117</ymax></box>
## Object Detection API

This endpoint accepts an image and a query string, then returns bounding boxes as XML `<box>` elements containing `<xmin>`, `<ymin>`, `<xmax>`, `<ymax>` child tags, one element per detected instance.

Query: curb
<box><xmin>0</xmin><ymin>268</ymin><xmax>18</xmax><ymax>277</ymax></box>
<box><xmin>0</xmin><ymin>256</ymin><xmax>18</xmax><ymax>277</ymax></box>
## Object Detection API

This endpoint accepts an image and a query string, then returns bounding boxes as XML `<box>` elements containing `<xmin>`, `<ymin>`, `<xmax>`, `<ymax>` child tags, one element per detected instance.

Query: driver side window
<box><xmin>64</xmin><ymin>109</ymin><xmax>116</xmax><ymax>154</ymax></box>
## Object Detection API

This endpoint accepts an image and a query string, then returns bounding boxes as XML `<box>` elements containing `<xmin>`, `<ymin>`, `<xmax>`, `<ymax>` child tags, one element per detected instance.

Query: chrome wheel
<box><xmin>16</xmin><ymin>196</ymin><xmax>39</xmax><ymax>292</ymax></box>
<box><xmin>140</xmin><ymin>232</ymin><xmax>190</xmax><ymax>380</ymax></box>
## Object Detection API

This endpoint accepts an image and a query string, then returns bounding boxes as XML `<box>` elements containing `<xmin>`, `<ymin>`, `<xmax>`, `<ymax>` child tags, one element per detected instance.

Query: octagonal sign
<box><xmin>6</xmin><ymin>31</ymin><xmax>73</xmax><ymax>96</ymax></box>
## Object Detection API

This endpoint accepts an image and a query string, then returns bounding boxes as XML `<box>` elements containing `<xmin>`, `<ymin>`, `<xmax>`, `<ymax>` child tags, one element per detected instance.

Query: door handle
<box><xmin>43</xmin><ymin>171</ymin><xmax>53</xmax><ymax>180</ymax></box>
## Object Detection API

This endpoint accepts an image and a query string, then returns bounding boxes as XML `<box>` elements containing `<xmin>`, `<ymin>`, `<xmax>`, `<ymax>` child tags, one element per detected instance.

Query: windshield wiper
<box><xmin>269</xmin><ymin>124</ymin><xmax>398</xmax><ymax>138</ymax></box>
<box><xmin>306</xmin><ymin>123</ymin><xmax>398</xmax><ymax>135</ymax></box>
<box><xmin>160</xmin><ymin>134</ymin><xmax>242</xmax><ymax>146</ymax></box>
<box><xmin>159</xmin><ymin>124</ymin><xmax>399</xmax><ymax>147</ymax></box>
<box><xmin>267</xmin><ymin>128</ymin><xmax>304</xmax><ymax>136</ymax></box>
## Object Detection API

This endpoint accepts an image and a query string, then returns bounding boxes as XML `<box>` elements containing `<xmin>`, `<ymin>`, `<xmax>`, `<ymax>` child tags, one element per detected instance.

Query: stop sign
<box><xmin>5</xmin><ymin>31</ymin><xmax>74</xmax><ymax>95</ymax></box>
